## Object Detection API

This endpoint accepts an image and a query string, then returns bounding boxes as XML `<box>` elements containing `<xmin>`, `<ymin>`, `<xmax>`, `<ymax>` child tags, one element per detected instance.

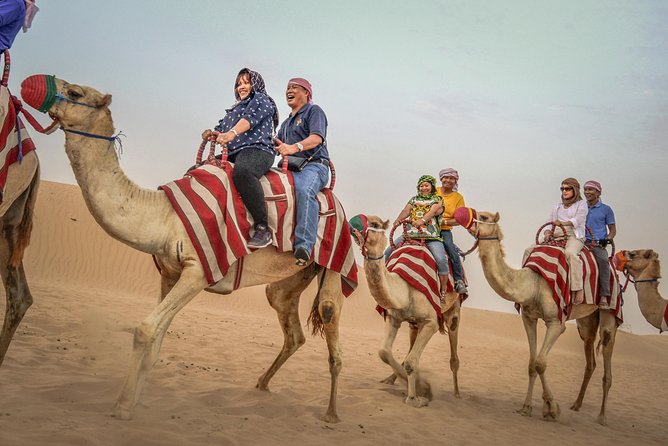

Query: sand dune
<box><xmin>1</xmin><ymin>181</ymin><xmax>666</xmax><ymax>446</ymax></box>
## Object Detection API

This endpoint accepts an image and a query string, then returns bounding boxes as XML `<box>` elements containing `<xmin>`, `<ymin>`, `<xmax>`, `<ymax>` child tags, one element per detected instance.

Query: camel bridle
<box><xmin>355</xmin><ymin>226</ymin><xmax>386</xmax><ymax>260</ymax></box>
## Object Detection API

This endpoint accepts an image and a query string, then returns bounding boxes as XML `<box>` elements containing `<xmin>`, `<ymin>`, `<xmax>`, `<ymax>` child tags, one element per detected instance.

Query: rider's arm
<box><xmin>607</xmin><ymin>224</ymin><xmax>617</xmax><ymax>240</ymax></box>
<box><xmin>394</xmin><ymin>204</ymin><xmax>413</xmax><ymax>226</ymax></box>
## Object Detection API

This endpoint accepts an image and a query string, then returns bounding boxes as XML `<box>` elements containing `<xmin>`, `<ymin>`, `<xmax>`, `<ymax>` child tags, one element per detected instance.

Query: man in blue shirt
<box><xmin>275</xmin><ymin>78</ymin><xmax>330</xmax><ymax>265</ymax></box>
<box><xmin>0</xmin><ymin>0</ymin><xmax>26</xmax><ymax>51</ymax></box>
<box><xmin>584</xmin><ymin>180</ymin><xmax>616</xmax><ymax>298</ymax></box>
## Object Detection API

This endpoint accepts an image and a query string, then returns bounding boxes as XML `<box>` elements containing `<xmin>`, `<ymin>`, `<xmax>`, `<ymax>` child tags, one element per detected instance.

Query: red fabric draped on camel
<box><xmin>160</xmin><ymin>163</ymin><xmax>358</xmax><ymax>296</ymax></box>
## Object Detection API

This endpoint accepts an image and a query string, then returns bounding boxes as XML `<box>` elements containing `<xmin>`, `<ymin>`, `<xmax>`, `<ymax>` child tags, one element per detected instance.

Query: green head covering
<box><xmin>416</xmin><ymin>175</ymin><xmax>437</xmax><ymax>199</ymax></box>
<box><xmin>348</xmin><ymin>214</ymin><xmax>368</xmax><ymax>235</ymax></box>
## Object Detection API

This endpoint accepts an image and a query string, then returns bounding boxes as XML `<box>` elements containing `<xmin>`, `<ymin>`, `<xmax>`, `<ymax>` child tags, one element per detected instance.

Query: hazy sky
<box><xmin>10</xmin><ymin>0</ymin><xmax>668</xmax><ymax>334</ymax></box>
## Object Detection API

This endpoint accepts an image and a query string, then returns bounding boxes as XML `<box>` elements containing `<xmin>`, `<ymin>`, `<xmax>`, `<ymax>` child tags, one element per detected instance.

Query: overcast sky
<box><xmin>10</xmin><ymin>0</ymin><xmax>668</xmax><ymax>334</ymax></box>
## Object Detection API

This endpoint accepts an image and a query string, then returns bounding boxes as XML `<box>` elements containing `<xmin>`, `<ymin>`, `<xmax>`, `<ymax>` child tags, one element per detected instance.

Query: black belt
<box><xmin>310</xmin><ymin>158</ymin><xmax>330</xmax><ymax>166</ymax></box>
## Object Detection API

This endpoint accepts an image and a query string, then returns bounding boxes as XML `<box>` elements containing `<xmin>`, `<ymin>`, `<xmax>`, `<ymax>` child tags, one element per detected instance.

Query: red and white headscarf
<box><xmin>439</xmin><ymin>168</ymin><xmax>459</xmax><ymax>191</ymax></box>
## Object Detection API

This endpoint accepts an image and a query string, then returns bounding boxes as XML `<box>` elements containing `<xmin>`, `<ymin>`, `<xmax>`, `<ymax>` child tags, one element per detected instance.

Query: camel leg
<box><xmin>402</xmin><ymin>320</ymin><xmax>438</xmax><ymax>408</ymax></box>
<box><xmin>518</xmin><ymin>313</ymin><xmax>539</xmax><ymax>417</ymax></box>
<box><xmin>535</xmin><ymin>321</ymin><xmax>565</xmax><ymax>421</ymax></box>
<box><xmin>256</xmin><ymin>267</ymin><xmax>318</xmax><ymax>390</ymax></box>
<box><xmin>378</xmin><ymin>317</ymin><xmax>406</xmax><ymax>382</ymax></box>
<box><xmin>0</xmin><ymin>183</ymin><xmax>37</xmax><ymax>366</ymax></box>
<box><xmin>444</xmin><ymin>302</ymin><xmax>461</xmax><ymax>398</ymax></box>
<box><xmin>379</xmin><ymin>323</ymin><xmax>417</xmax><ymax>385</ymax></box>
<box><xmin>317</xmin><ymin>272</ymin><xmax>345</xmax><ymax>423</ymax></box>
<box><xmin>571</xmin><ymin>312</ymin><xmax>599</xmax><ymax>412</ymax></box>
<box><xmin>596</xmin><ymin>310</ymin><xmax>617</xmax><ymax>426</ymax></box>
<box><xmin>113</xmin><ymin>267</ymin><xmax>207</xmax><ymax>420</ymax></box>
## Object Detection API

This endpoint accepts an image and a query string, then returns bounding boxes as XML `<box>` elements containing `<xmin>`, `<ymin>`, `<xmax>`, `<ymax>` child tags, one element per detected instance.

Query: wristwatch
<box><xmin>296</xmin><ymin>143</ymin><xmax>304</xmax><ymax>152</ymax></box>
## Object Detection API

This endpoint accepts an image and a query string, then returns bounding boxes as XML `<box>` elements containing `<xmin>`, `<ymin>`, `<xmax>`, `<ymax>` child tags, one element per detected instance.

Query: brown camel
<box><xmin>620</xmin><ymin>249</ymin><xmax>667</xmax><ymax>332</ymax></box>
<box><xmin>22</xmin><ymin>75</ymin><xmax>350</xmax><ymax>423</ymax></box>
<box><xmin>351</xmin><ymin>215</ymin><xmax>462</xmax><ymax>407</ymax></box>
<box><xmin>465</xmin><ymin>211</ymin><xmax>619</xmax><ymax>425</ymax></box>
<box><xmin>0</xmin><ymin>84</ymin><xmax>40</xmax><ymax>367</ymax></box>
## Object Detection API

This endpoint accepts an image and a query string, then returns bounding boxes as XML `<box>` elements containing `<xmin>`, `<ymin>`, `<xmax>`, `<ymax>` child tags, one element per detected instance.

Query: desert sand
<box><xmin>1</xmin><ymin>181</ymin><xmax>666</xmax><ymax>446</ymax></box>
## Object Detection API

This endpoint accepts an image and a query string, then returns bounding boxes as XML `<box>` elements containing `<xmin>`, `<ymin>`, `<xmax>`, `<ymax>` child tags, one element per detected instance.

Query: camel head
<box><xmin>467</xmin><ymin>210</ymin><xmax>503</xmax><ymax>242</ymax></box>
<box><xmin>348</xmin><ymin>214</ymin><xmax>389</xmax><ymax>259</ymax></box>
<box><xmin>21</xmin><ymin>75</ymin><xmax>113</xmax><ymax>133</ymax></box>
<box><xmin>620</xmin><ymin>249</ymin><xmax>661</xmax><ymax>280</ymax></box>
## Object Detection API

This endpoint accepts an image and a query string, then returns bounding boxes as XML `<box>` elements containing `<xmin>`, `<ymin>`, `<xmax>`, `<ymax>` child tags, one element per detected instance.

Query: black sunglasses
<box><xmin>560</xmin><ymin>187</ymin><xmax>574</xmax><ymax>191</ymax></box>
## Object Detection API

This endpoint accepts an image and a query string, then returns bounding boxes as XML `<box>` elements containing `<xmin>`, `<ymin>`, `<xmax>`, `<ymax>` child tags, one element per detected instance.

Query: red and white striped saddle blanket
<box><xmin>662</xmin><ymin>306</ymin><xmax>668</xmax><ymax>333</ymax></box>
<box><xmin>376</xmin><ymin>244</ymin><xmax>467</xmax><ymax>318</ymax></box>
<box><xmin>523</xmin><ymin>246</ymin><xmax>623</xmax><ymax>322</ymax></box>
<box><xmin>160</xmin><ymin>163</ymin><xmax>358</xmax><ymax>296</ymax></box>
<box><xmin>1</xmin><ymin>85</ymin><xmax>36</xmax><ymax>201</ymax></box>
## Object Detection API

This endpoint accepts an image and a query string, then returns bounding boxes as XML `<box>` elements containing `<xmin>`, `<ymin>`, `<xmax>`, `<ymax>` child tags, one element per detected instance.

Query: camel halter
<box><xmin>358</xmin><ymin>226</ymin><xmax>386</xmax><ymax>260</ymax></box>
<box><xmin>456</xmin><ymin>218</ymin><xmax>499</xmax><ymax>258</ymax></box>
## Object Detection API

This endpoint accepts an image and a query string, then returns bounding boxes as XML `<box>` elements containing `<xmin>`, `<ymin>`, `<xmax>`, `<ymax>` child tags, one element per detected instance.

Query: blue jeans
<box><xmin>293</xmin><ymin>163</ymin><xmax>329</xmax><ymax>253</ymax></box>
<box><xmin>441</xmin><ymin>230</ymin><xmax>463</xmax><ymax>281</ymax></box>
<box><xmin>384</xmin><ymin>235</ymin><xmax>450</xmax><ymax>276</ymax></box>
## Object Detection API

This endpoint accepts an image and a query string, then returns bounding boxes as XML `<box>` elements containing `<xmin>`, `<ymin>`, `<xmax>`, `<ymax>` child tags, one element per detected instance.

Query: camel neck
<box><xmin>63</xmin><ymin>119</ymin><xmax>167</xmax><ymax>254</ymax></box>
<box><xmin>364</xmin><ymin>257</ymin><xmax>410</xmax><ymax>310</ymax></box>
<box><xmin>634</xmin><ymin>281</ymin><xmax>666</xmax><ymax>330</ymax></box>
<box><xmin>477</xmin><ymin>238</ymin><xmax>529</xmax><ymax>306</ymax></box>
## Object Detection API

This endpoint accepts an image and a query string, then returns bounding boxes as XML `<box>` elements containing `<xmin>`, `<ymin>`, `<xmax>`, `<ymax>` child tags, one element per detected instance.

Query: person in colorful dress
<box><xmin>201</xmin><ymin>68</ymin><xmax>279</xmax><ymax>249</ymax></box>
<box><xmin>385</xmin><ymin>175</ymin><xmax>456</xmax><ymax>308</ymax></box>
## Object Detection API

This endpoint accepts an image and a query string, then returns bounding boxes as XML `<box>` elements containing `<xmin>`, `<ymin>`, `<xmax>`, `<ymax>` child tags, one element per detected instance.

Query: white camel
<box><xmin>351</xmin><ymin>215</ymin><xmax>462</xmax><ymax>407</ymax></box>
<box><xmin>465</xmin><ymin>210</ymin><xmax>619</xmax><ymax>425</ymax></box>
<box><xmin>22</xmin><ymin>75</ymin><xmax>350</xmax><ymax>422</ymax></box>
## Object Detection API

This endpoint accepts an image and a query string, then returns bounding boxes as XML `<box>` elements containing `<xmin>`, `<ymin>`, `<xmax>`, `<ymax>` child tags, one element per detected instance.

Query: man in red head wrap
<box><xmin>275</xmin><ymin>77</ymin><xmax>331</xmax><ymax>265</ymax></box>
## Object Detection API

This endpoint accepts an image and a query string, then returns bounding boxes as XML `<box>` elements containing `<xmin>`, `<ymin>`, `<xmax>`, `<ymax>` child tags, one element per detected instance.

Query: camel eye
<box><xmin>67</xmin><ymin>89</ymin><xmax>83</xmax><ymax>100</ymax></box>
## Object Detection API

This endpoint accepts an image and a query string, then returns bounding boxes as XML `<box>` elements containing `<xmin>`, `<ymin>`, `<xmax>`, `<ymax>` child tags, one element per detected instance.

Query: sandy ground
<box><xmin>1</xmin><ymin>181</ymin><xmax>666</xmax><ymax>446</ymax></box>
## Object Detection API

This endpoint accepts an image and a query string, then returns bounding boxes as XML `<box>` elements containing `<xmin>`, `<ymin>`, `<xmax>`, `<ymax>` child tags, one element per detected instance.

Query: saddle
<box><xmin>159</xmin><ymin>163</ymin><xmax>357</xmax><ymax>295</ymax></box>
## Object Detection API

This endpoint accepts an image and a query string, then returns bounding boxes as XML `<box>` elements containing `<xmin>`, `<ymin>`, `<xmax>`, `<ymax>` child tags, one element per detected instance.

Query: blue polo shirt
<box><xmin>0</xmin><ymin>0</ymin><xmax>25</xmax><ymax>51</ymax></box>
<box><xmin>586</xmin><ymin>200</ymin><xmax>615</xmax><ymax>241</ymax></box>
<box><xmin>214</xmin><ymin>92</ymin><xmax>277</xmax><ymax>156</ymax></box>
<box><xmin>277</xmin><ymin>103</ymin><xmax>329</xmax><ymax>161</ymax></box>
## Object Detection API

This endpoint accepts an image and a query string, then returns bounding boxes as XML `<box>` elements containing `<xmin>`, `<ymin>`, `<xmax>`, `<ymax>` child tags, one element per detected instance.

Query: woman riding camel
<box><xmin>525</xmin><ymin>177</ymin><xmax>588</xmax><ymax>304</ymax></box>
<box><xmin>385</xmin><ymin>175</ymin><xmax>456</xmax><ymax>308</ymax></box>
<box><xmin>201</xmin><ymin>68</ymin><xmax>279</xmax><ymax>249</ymax></box>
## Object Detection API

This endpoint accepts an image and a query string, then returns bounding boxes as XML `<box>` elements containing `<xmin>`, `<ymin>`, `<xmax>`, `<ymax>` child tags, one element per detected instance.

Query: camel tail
<box><xmin>307</xmin><ymin>266</ymin><xmax>326</xmax><ymax>337</ymax></box>
<box><xmin>10</xmin><ymin>167</ymin><xmax>39</xmax><ymax>268</ymax></box>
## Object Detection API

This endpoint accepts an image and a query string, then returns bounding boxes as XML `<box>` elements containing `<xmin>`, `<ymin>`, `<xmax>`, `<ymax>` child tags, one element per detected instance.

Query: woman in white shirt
<box><xmin>544</xmin><ymin>177</ymin><xmax>588</xmax><ymax>303</ymax></box>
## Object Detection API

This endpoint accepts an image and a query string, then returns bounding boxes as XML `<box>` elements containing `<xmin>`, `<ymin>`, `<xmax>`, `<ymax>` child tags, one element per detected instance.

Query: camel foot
<box><xmin>405</xmin><ymin>395</ymin><xmax>429</xmax><ymax>408</ymax></box>
<box><xmin>516</xmin><ymin>405</ymin><xmax>532</xmax><ymax>417</ymax></box>
<box><xmin>569</xmin><ymin>402</ymin><xmax>581</xmax><ymax>411</ymax></box>
<box><xmin>415</xmin><ymin>378</ymin><xmax>433</xmax><ymax>401</ymax></box>
<box><xmin>597</xmin><ymin>413</ymin><xmax>607</xmax><ymax>426</ymax></box>
<box><xmin>321</xmin><ymin>412</ymin><xmax>341</xmax><ymax>423</ymax></box>
<box><xmin>255</xmin><ymin>381</ymin><xmax>269</xmax><ymax>392</ymax></box>
<box><xmin>379</xmin><ymin>373</ymin><xmax>398</xmax><ymax>385</ymax></box>
<box><xmin>453</xmin><ymin>390</ymin><xmax>462</xmax><ymax>399</ymax></box>
<box><xmin>542</xmin><ymin>400</ymin><xmax>560</xmax><ymax>421</ymax></box>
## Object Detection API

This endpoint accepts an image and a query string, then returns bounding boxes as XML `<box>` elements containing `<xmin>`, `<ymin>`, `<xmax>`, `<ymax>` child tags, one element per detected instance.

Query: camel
<box><xmin>22</xmin><ymin>75</ymin><xmax>349</xmax><ymax>423</ymax></box>
<box><xmin>0</xmin><ymin>83</ymin><xmax>40</xmax><ymax>367</ymax></box>
<box><xmin>351</xmin><ymin>215</ymin><xmax>462</xmax><ymax>407</ymax></box>
<box><xmin>464</xmin><ymin>210</ymin><xmax>618</xmax><ymax>425</ymax></box>
<box><xmin>620</xmin><ymin>249</ymin><xmax>667</xmax><ymax>332</ymax></box>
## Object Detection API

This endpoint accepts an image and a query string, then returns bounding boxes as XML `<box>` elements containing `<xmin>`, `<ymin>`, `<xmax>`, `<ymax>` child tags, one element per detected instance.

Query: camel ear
<box><xmin>645</xmin><ymin>249</ymin><xmax>658</xmax><ymax>259</ymax></box>
<box><xmin>382</xmin><ymin>219</ymin><xmax>390</xmax><ymax>230</ymax></box>
<box><xmin>493</xmin><ymin>212</ymin><xmax>500</xmax><ymax>222</ymax></box>
<box><xmin>99</xmin><ymin>94</ymin><xmax>112</xmax><ymax>107</ymax></box>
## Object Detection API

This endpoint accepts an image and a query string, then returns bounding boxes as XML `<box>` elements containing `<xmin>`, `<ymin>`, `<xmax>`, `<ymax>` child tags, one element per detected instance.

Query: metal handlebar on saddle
<box><xmin>388</xmin><ymin>219</ymin><xmax>425</xmax><ymax>250</ymax></box>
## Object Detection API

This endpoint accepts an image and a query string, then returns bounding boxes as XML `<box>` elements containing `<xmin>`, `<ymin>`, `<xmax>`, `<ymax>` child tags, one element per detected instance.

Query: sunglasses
<box><xmin>560</xmin><ymin>187</ymin><xmax>574</xmax><ymax>192</ymax></box>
